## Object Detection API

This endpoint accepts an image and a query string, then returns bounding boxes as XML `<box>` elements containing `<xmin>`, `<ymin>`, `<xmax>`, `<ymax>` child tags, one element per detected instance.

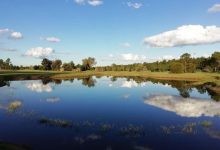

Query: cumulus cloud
<box><xmin>208</xmin><ymin>4</ymin><xmax>220</xmax><ymax>13</ymax></box>
<box><xmin>144</xmin><ymin>25</ymin><xmax>220</xmax><ymax>47</ymax></box>
<box><xmin>127</xmin><ymin>2</ymin><xmax>143</xmax><ymax>9</ymax></box>
<box><xmin>0</xmin><ymin>28</ymin><xmax>23</xmax><ymax>40</ymax></box>
<box><xmin>121</xmin><ymin>53</ymin><xmax>146</xmax><ymax>61</ymax></box>
<box><xmin>144</xmin><ymin>94</ymin><xmax>220</xmax><ymax>118</ymax></box>
<box><xmin>10</xmin><ymin>32</ymin><xmax>23</xmax><ymax>39</ymax></box>
<box><xmin>25</xmin><ymin>47</ymin><xmax>54</xmax><ymax>58</ymax></box>
<box><xmin>45</xmin><ymin>37</ymin><xmax>61</xmax><ymax>43</ymax></box>
<box><xmin>75</xmin><ymin>0</ymin><xmax>103</xmax><ymax>6</ymax></box>
<box><xmin>26</xmin><ymin>81</ymin><xmax>53</xmax><ymax>93</ymax></box>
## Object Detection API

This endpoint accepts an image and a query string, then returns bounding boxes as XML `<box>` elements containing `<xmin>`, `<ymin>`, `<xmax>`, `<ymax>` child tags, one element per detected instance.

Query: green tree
<box><xmin>211</xmin><ymin>52</ymin><xmax>220</xmax><ymax>72</ymax></box>
<box><xmin>52</xmin><ymin>59</ymin><xmax>62</xmax><ymax>71</ymax></box>
<box><xmin>180</xmin><ymin>53</ymin><xmax>191</xmax><ymax>73</ymax></box>
<box><xmin>62</xmin><ymin>63</ymin><xmax>72</xmax><ymax>71</ymax></box>
<box><xmin>170</xmin><ymin>62</ymin><xmax>184</xmax><ymax>73</ymax></box>
<box><xmin>82</xmin><ymin>57</ymin><xmax>96</xmax><ymax>71</ymax></box>
<box><xmin>41</xmin><ymin>58</ymin><xmax>52</xmax><ymax>70</ymax></box>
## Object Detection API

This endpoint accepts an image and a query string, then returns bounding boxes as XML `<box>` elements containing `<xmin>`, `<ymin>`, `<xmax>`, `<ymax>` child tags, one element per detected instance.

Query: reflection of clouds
<box><xmin>46</xmin><ymin>97</ymin><xmax>60</xmax><ymax>103</ymax></box>
<box><xmin>26</xmin><ymin>81</ymin><xmax>53</xmax><ymax>93</ymax></box>
<box><xmin>144</xmin><ymin>94</ymin><xmax>220</xmax><ymax>118</ymax></box>
<box><xmin>121</xmin><ymin>80</ymin><xmax>138</xmax><ymax>88</ymax></box>
<box><xmin>121</xmin><ymin>80</ymin><xmax>147</xmax><ymax>88</ymax></box>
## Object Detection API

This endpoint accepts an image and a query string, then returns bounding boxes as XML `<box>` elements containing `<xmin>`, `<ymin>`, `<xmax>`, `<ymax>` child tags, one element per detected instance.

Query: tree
<box><xmin>180</xmin><ymin>53</ymin><xmax>191</xmax><ymax>73</ymax></box>
<box><xmin>170</xmin><ymin>62</ymin><xmax>184</xmax><ymax>73</ymax></box>
<box><xmin>62</xmin><ymin>61</ymin><xmax>75</xmax><ymax>71</ymax></box>
<box><xmin>52</xmin><ymin>59</ymin><xmax>62</xmax><ymax>71</ymax></box>
<box><xmin>41</xmin><ymin>58</ymin><xmax>52</xmax><ymax>70</ymax></box>
<box><xmin>82</xmin><ymin>57</ymin><xmax>96</xmax><ymax>71</ymax></box>
<box><xmin>211</xmin><ymin>52</ymin><xmax>220</xmax><ymax>72</ymax></box>
<box><xmin>69</xmin><ymin>61</ymin><xmax>75</xmax><ymax>69</ymax></box>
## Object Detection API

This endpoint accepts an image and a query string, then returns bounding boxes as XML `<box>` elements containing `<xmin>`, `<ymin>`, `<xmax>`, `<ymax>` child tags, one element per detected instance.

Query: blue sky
<box><xmin>0</xmin><ymin>0</ymin><xmax>220</xmax><ymax>66</ymax></box>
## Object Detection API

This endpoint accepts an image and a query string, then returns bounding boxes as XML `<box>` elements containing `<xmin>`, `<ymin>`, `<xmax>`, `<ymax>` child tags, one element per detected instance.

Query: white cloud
<box><xmin>208</xmin><ymin>4</ymin><xmax>220</xmax><ymax>13</ymax></box>
<box><xmin>121</xmin><ymin>42</ymin><xmax>131</xmax><ymax>48</ymax></box>
<box><xmin>75</xmin><ymin>0</ymin><xmax>85</xmax><ymax>5</ymax></box>
<box><xmin>0</xmin><ymin>28</ymin><xmax>23</xmax><ymax>40</ymax></box>
<box><xmin>121</xmin><ymin>53</ymin><xmax>146</xmax><ymax>61</ymax></box>
<box><xmin>25</xmin><ymin>47</ymin><xmax>54</xmax><ymax>58</ymax></box>
<box><xmin>26</xmin><ymin>81</ymin><xmax>53</xmax><ymax>93</ymax></box>
<box><xmin>159</xmin><ymin>55</ymin><xmax>175</xmax><ymax>60</ymax></box>
<box><xmin>45</xmin><ymin>37</ymin><xmax>61</xmax><ymax>43</ymax></box>
<box><xmin>144</xmin><ymin>94</ymin><xmax>220</xmax><ymax>118</ymax></box>
<box><xmin>88</xmin><ymin>0</ymin><xmax>103</xmax><ymax>6</ymax></box>
<box><xmin>144</xmin><ymin>25</ymin><xmax>220</xmax><ymax>48</ymax></box>
<box><xmin>127</xmin><ymin>2</ymin><xmax>143</xmax><ymax>9</ymax></box>
<box><xmin>10</xmin><ymin>32</ymin><xmax>23</xmax><ymax>39</ymax></box>
<box><xmin>0</xmin><ymin>28</ymin><xmax>10</xmax><ymax>34</ymax></box>
<box><xmin>75</xmin><ymin>0</ymin><xmax>103</xmax><ymax>6</ymax></box>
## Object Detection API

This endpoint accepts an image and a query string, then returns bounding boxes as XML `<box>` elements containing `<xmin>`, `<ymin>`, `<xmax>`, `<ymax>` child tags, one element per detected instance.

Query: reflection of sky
<box><xmin>144</xmin><ymin>94</ymin><xmax>220</xmax><ymax>118</ymax></box>
<box><xmin>25</xmin><ymin>81</ymin><xmax>54</xmax><ymax>93</ymax></box>
<box><xmin>1</xmin><ymin>77</ymin><xmax>220</xmax><ymax>150</ymax></box>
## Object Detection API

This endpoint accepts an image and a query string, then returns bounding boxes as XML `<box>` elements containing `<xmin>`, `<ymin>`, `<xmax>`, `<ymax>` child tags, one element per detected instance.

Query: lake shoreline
<box><xmin>1</xmin><ymin>70</ymin><xmax>220</xmax><ymax>94</ymax></box>
<box><xmin>1</xmin><ymin>70</ymin><xmax>220</xmax><ymax>85</ymax></box>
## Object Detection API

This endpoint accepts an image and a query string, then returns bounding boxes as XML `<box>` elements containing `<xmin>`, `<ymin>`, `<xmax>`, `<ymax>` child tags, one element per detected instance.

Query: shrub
<box><xmin>170</xmin><ymin>62</ymin><xmax>184</xmax><ymax>73</ymax></box>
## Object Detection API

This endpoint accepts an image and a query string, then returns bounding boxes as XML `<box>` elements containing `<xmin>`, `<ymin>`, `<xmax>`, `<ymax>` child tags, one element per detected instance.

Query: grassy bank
<box><xmin>0</xmin><ymin>70</ymin><xmax>61</xmax><ymax>76</ymax></box>
<box><xmin>51</xmin><ymin>71</ymin><xmax>220</xmax><ymax>85</ymax></box>
<box><xmin>1</xmin><ymin>70</ymin><xmax>220</xmax><ymax>85</ymax></box>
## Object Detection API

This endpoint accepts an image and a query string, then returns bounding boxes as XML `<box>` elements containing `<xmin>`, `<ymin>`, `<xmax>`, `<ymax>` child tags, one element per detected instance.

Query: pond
<box><xmin>0</xmin><ymin>76</ymin><xmax>220</xmax><ymax>150</ymax></box>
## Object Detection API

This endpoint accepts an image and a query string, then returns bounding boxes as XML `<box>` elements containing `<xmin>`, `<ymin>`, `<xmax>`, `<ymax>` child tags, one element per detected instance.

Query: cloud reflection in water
<box><xmin>144</xmin><ymin>94</ymin><xmax>220</xmax><ymax>117</ymax></box>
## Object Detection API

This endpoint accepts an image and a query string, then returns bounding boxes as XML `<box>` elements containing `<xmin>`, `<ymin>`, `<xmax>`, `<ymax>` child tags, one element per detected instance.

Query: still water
<box><xmin>0</xmin><ymin>76</ymin><xmax>220</xmax><ymax>150</ymax></box>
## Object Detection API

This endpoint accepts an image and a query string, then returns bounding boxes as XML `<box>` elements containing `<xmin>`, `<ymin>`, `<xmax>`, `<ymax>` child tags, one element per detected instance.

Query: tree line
<box><xmin>0</xmin><ymin>51</ymin><xmax>219</xmax><ymax>73</ymax></box>
<box><xmin>0</xmin><ymin>57</ymin><xmax>97</xmax><ymax>71</ymax></box>
<box><xmin>96</xmin><ymin>52</ymin><xmax>220</xmax><ymax>73</ymax></box>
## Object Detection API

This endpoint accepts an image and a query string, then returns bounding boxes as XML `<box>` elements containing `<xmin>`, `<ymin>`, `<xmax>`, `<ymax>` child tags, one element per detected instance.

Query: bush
<box><xmin>170</xmin><ymin>62</ymin><xmax>184</xmax><ymax>73</ymax></box>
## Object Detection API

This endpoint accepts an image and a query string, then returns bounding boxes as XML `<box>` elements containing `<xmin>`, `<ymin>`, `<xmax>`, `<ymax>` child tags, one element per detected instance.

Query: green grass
<box><xmin>1</xmin><ymin>70</ymin><xmax>220</xmax><ymax>86</ymax></box>
<box><xmin>0</xmin><ymin>70</ymin><xmax>62</xmax><ymax>76</ymax></box>
<box><xmin>51</xmin><ymin>71</ymin><xmax>220</xmax><ymax>85</ymax></box>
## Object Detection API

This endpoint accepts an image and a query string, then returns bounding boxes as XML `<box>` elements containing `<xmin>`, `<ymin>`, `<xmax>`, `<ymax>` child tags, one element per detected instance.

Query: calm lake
<box><xmin>0</xmin><ymin>76</ymin><xmax>220</xmax><ymax>150</ymax></box>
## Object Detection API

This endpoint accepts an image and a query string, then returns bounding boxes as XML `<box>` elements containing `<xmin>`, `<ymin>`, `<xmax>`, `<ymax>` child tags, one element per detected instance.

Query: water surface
<box><xmin>0</xmin><ymin>76</ymin><xmax>220</xmax><ymax>150</ymax></box>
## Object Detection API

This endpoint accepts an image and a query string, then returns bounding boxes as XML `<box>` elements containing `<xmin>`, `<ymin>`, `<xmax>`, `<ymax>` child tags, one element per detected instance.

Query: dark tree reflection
<box><xmin>81</xmin><ymin>77</ymin><xmax>96</xmax><ymax>88</ymax></box>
